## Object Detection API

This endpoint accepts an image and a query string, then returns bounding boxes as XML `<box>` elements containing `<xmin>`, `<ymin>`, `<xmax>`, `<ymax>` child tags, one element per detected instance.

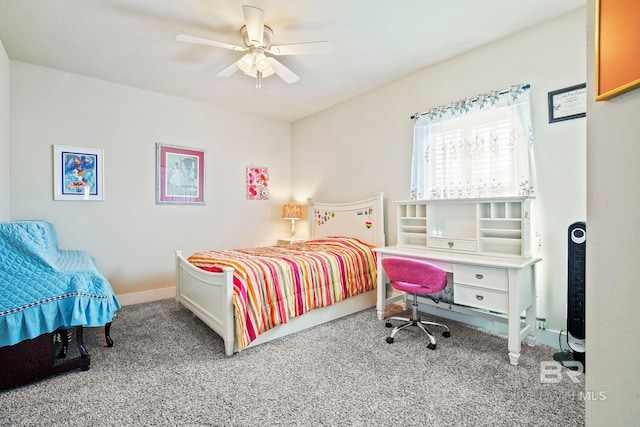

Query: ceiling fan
<box><xmin>176</xmin><ymin>5</ymin><xmax>331</xmax><ymax>88</ymax></box>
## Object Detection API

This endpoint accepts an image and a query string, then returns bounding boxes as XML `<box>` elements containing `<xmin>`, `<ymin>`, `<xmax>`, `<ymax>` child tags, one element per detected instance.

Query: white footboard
<box><xmin>175</xmin><ymin>251</ymin><xmax>235</xmax><ymax>355</ymax></box>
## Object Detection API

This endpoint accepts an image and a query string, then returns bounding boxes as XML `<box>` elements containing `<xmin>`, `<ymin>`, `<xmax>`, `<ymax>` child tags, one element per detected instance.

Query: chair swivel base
<box><xmin>385</xmin><ymin>317</ymin><xmax>450</xmax><ymax>350</ymax></box>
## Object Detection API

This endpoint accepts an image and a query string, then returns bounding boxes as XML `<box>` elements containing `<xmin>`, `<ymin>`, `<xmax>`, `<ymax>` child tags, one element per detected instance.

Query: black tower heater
<box><xmin>554</xmin><ymin>221</ymin><xmax>586</xmax><ymax>371</ymax></box>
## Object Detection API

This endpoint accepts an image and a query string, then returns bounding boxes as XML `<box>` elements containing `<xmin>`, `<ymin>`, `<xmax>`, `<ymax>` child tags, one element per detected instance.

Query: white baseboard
<box><xmin>115</xmin><ymin>287</ymin><xmax>565</xmax><ymax>350</ymax></box>
<box><xmin>536</xmin><ymin>328</ymin><xmax>566</xmax><ymax>350</ymax></box>
<box><xmin>116</xmin><ymin>286</ymin><xmax>176</xmax><ymax>306</ymax></box>
<box><xmin>417</xmin><ymin>302</ymin><xmax>565</xmax><ymax>350</ymax></box>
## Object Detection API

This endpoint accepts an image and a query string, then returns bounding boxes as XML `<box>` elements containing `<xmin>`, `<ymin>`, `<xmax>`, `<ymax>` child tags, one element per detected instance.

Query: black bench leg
<box><xmin>57</xmin><ymin>327</ymin><xmax>88</xmax><ymax>358</ymax></box>
<box><xmin>56</xmin><ymin>323</ymin><xmax>111</xmax><ymax>359</ymax></box>
<box><xmin>105</xmin><ymin>322</ymin><xmax>113</xmax><ymax>347</ymax></box>
<box><xmin>57</xmin><ymin>329</ymin><xmax>69</xmax><ymax>359</ymax></box>
<box><xmin>76</xmin><ymin>326</ymin><xmax>89</xmax><ymax>358</ymax></box>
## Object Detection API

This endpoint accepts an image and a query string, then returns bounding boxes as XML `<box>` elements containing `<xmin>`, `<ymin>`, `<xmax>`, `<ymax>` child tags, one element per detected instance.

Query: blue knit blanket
<box><xmin>0</xmin><ymin>221</ymin><xmax>120</xmax><ymax>347</ymax></box>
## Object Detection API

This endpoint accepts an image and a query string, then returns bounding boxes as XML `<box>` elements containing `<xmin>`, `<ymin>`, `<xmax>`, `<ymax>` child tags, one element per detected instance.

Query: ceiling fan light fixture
<box><xmin>237</xmin><ymin>53</ymin><xmax>254</xmax><ymax>73</ymax></box>
<box><xmin>242</xmin><ymin>66</ymin><xmax>274</xmax><ymax>79</ymax></box>
<box><xmin>242</xmin><ymin>66</ymin><xmax>256</xmax><ymax>77</ymax></box>
<box><xmin>255</xmin><ymin>53</ymin><xmax>270</xmax><ymax>72</ymax></box>
<box><xmin>238</xmin><ymin>50</ymin><xmax>275</xmax><ymax>83</ymax></box>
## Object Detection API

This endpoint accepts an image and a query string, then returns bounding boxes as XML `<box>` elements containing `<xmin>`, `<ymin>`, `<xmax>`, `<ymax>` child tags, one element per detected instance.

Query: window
<box><xmin>410</xmin><ymin>85</ymin><xmax>535</xmax><ymax>200</ymax></box>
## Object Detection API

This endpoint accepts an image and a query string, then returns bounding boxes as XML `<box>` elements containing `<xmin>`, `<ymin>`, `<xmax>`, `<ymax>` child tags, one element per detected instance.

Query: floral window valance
<box><xmin>410</xmin><ymin>84</ymin><xmax>536</xmax><ymax>200</ymax></box>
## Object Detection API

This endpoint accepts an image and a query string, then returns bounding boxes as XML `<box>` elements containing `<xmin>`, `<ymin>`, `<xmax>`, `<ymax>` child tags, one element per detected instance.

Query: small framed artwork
<box><xmin>596</xmin><ymin>0</ymin><xmax>640</xmax><ymax>100</ymax></box>
<box><xmin>246</xmin><ymin>166</ymin><xmax>269</xmax><ymax>200</ymax></box>
<box><xmin>548</xmin><ymin>84</ymin><xmax>587</xmax><ymax>123</ymax></box>
<box><xmin>53</xmin><ymin>145</ymin><xmax>104</xmax><ymax>201</ymax></box>
<box><xmin>156</xmin><ymin>143</ymin><xmax>205</xmax><ymax>205</ymax></box>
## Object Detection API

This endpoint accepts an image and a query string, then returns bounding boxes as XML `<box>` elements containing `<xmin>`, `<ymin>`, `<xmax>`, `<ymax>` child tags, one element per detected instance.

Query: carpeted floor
<box><xmin>0</xmin><ymin>299</ymin><xmax>584</xmax><ymax>426</ymax></box>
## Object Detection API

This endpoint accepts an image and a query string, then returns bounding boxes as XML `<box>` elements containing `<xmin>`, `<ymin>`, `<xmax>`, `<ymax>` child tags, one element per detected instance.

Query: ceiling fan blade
<box><xmin>268</xmin><ymin>41</ymin><xmax>331</xmax><ymax>56</ymax></box>
<box><xmin>216</xmin><ymin>62</ymin><xmax>240</xmax><ymax>78</ymax></box>
<box><xmin>242</xmin><ymin>5</ymin><xmax>264</xmax><ymax>46</ymax></box>
<box><xmin>176</xmin><ymin>34</ymin><xmax>246</xmax><ymax>52</ymax></box>
<box><xmin>268</xmin><ymin>57</ymin><xmax>300</xmax><ymax>84</ymax></box>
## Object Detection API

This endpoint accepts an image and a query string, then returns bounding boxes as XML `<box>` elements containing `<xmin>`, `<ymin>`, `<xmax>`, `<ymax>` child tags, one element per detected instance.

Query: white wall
<box><xmin>0</xmin><ymin>39</ymin><xmax>9</xmax><ymax>221</ymax></box>
<box><xmin>292</xmin><ymin>10</ymin><xmax>586</xmax><ymax>334</ymax></box>
<box><xmin>585</xmin><ymin>0</ymin><xmax>640</xmax><ymax>423</ymax></box>
<box><xmin>9</xmin><ymin>62</ymin><xmax>292</xmax><ymax>297</ymax></box>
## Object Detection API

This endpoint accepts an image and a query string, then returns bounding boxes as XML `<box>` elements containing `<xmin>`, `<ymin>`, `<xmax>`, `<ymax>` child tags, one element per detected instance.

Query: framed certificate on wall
<box><xmin>548</xmin><ymin>84</ymin><xmax>587</xmax><ymax>123</ymax></box>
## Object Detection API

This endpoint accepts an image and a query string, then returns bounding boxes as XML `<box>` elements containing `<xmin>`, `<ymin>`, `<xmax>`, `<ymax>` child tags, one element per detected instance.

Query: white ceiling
<box><xmin>0</xmin><ymin>0</ymin><xmax>585</xmax><ymax>123</ymax></box>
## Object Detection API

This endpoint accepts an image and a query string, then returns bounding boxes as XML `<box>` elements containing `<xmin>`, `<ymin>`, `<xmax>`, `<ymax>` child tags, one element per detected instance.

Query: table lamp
<box><xmin>282</xmin><ymin>203</ymin><xmax>302</xmax><ymax>238</ymax></box>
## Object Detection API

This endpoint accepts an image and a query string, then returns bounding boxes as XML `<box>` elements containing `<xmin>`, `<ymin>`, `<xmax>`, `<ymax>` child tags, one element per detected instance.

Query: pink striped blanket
<box><xmin>187</xmin><ymin>237</ymin><xmax>377</xmax><ymax>351</ymax></box>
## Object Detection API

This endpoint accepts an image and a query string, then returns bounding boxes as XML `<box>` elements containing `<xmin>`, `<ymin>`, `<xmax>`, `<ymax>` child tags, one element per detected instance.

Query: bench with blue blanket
<box><xmin>0</xmin><ymin>220</ymin><xmax>120</xmax><ymax>389</ymax></box>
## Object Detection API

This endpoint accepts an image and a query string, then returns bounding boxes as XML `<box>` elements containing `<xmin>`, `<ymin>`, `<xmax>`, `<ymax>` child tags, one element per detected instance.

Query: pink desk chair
<box><xmin>382</xmin><ymin>257</ymin><xmax>451</xmax><ymax>349</ymax></box>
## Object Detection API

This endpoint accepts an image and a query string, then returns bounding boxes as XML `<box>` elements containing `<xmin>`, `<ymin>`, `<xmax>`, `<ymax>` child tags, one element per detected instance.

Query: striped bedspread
<box><xmin>187</xmin><ymin>236</ymin><xmax>377</xmax><ymax>351</ymax></box>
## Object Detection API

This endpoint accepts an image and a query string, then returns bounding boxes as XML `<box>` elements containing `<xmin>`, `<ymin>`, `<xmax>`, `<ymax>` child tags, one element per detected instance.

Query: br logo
<box><xmin>540</xmin><ymin>361</ymin><xmax>583</xmax><ymax>383</ymax></box>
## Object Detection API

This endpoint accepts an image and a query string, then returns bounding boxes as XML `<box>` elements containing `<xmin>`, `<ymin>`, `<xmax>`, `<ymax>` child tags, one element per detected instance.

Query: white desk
<box><xmin>374</xmin><ymin>246</ymin><xmax>541</xmax><ymax>365</ymax></box>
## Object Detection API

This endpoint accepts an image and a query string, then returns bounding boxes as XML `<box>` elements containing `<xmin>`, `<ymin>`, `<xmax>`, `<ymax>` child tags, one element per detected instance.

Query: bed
<box><xmin>175</xmin><ymin>193</ymin><xmax>385</xmax><ymax>355</ymax></box>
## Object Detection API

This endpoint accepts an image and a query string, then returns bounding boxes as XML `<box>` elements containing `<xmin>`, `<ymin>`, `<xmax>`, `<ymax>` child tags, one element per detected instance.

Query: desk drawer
<box><xmin>427</xmin><ymin>237</ymin><xmax>477</xmax><ymax>252</ymax></box>
<box><xmin>454</xmin><ymin>283</ymin><xmax>508</xmax><ymax>313</ymax></box>
<box><xmin>454</xmin><ymin>264</ymin><xmax>507</xmax><ymax>291</ymax></box>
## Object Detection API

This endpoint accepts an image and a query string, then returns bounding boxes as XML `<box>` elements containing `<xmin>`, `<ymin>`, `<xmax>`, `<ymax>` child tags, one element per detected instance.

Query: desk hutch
<box><xmin>374</xmin><ymin>196</ymin><xmax>540</xmax><ymax>365</ymax></box>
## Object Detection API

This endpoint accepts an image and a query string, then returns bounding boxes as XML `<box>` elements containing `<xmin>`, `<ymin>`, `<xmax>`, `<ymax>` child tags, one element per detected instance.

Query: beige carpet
<box><xmin>0</xmin><ymin>299</ymin><xmax>585</xmax><ymax>426</ymax></box>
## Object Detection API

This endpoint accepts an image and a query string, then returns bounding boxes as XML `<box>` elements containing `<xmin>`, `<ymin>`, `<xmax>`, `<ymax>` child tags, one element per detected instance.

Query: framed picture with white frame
<box><xmin>53</xmin><ymin>145</ymin><xmax>105</xmax><ymax>201</ymax></box>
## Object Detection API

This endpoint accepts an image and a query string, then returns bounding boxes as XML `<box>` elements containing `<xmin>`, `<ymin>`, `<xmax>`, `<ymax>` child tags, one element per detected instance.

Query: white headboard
<box><xmin>307</xmin><ymin>193</ymin><xmax>385</xmax><ymax>247</ymax></box>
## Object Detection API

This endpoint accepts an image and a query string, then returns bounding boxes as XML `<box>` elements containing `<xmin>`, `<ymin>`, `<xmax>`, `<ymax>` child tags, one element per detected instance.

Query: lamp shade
<box><xmin>255</xmin><ymin>53</ymin><xmax>270</xmax><ymax>72</ymax></box>
<box><xmin>238</xmin><ymin>53</ymin><xmax>254</xmax><ymax>73</ymax></box>
<box><xmin>282</xmin><ymin>203</ymin><xmax>302</xmax><ymax>220</ymax></box>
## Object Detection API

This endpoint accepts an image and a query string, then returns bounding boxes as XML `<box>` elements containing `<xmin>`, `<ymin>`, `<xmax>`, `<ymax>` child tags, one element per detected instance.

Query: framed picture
<box><xmin>156</xmin><ymin>143</ymin><xmax>205</xmax><ymax>205</ymax></box>
<box><xmin>246</xmin><ymin>166</ymin><xmax>269</xmax><ymax>200</ymax></box>
<box><xmin>548</xmin><ymin>84</ymin><xmax>587</xmax><ymax>123</ymax></box>
<box><xmin>53</xmin><ymin>145</ymin><xmax>104</xmax><ymax>201</ymax></box>
<box><xmin>596</xmin><ymin>0</ymin><xmax>640</xmax><ymax>100</ymax></box>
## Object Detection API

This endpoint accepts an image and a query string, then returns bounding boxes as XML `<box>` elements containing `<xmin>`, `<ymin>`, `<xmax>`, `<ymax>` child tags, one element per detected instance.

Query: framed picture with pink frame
<box><xmin>156</xmin><ymin>143</ymin><xmax>206</xmax><ymax>205</ymax></box>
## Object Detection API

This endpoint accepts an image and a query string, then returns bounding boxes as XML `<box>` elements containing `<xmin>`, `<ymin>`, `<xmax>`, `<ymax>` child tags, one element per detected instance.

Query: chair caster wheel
<box><xmin>427</xmin><ymin>343</ymin><xmax>436</xmax><ymax>350</ymax></box>
<box><xmin>386</xmin><ymin>337</ymin><xmax>394</xmax><ymax>344</ymax></box>
<box><xmin>385</xmin><ymin>321</ymin><xmax>393</xmax><ymax>328</ymax></box>
<box><xmin>443</xmin><ymin>331</ymin><xmax>451</xmax><ymax>338</ymax></box>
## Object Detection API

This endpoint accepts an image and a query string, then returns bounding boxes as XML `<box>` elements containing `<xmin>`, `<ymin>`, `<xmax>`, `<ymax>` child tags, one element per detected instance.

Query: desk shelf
<box><xmin>395</xmin><ymin>197</ymin><xmax>533</xmax><ymax>258</ymax></box>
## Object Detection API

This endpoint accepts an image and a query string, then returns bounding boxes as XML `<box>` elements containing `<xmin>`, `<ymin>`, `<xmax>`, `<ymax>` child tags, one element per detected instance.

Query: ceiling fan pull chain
<box><xmin>256</xmin><ymin>71</ymin><xmax>262</xmax><ymax>89</ymax></box>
